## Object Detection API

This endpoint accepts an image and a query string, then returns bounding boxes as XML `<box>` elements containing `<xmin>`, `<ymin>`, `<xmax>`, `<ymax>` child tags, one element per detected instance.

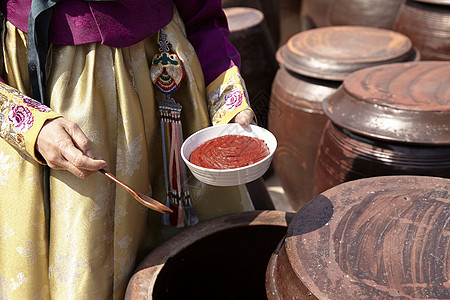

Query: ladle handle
<box><xmin>99</xmin><ymin>169</ymin><xmax>172</xmax><ymax>214</ymax></box>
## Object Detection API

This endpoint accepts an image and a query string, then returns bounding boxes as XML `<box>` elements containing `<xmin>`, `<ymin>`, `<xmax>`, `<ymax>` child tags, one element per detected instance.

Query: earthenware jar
<box><xmin>266</xmin><ymin>175</ymin><xmax>450</xmax><ymax>299</ymax></box>
<box><xmin>125</xmin><ymin>210</ymin><xmax>294</xmax><ymax>299</ymax></box>
<box><xmin>314</xmin><ymin>61</ymin><xmax>450</xmax><ymax>196</ymax></box>
<box><xmin>394</xmin><ymin>0</ymin><xmax>450</xmax><ymax>61</ymax></box>
<box><xmin>269</xmin><ymin>26</ymin><xmax>419</xmax><ymax>210</ymax></box>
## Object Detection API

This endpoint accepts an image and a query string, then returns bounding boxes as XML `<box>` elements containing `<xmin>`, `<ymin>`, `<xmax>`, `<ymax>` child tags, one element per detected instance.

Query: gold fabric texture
<box><xmin>0</xmin><ymin>11</ymin><xmax>253</xmax><ymax>300</ymax></box>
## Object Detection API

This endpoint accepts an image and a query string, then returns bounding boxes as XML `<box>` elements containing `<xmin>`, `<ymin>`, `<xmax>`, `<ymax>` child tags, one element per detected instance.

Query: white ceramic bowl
<box><xmin>181</xmin><ymin>123</ymin><xmax>277</xmax><ymax>186</ymax></box>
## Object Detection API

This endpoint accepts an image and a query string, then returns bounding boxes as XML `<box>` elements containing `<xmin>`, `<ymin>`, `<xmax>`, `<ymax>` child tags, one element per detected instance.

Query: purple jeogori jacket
<box><xmin>0</xmin><ymin>0</ymin><xmax>240</xmax><ymax>86</ymax></box>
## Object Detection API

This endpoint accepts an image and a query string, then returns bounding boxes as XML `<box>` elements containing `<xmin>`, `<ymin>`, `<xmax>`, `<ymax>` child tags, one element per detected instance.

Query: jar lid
<box><xmin>223</xmin><ymin>7</ymin><xmax>264</xmax><ymax>32</ymax></box>
<box><xmin>276</xmin><ymin>26</ymin><xmax>418</xmax><ymax>81</ymax></box>
<box><xmin>284</xmin><ymin>175</ymin><xmax>450</xmax><ymax>299</ymax></box>
<box><xmin>323</xmin><ymin>61</ymin><xmax>450</xmax><ymax>145</ymax></box>
<box><xmin>413</xmin><ymin>0</ymin><xmax>450</xmax><ymax>5</ymax></box>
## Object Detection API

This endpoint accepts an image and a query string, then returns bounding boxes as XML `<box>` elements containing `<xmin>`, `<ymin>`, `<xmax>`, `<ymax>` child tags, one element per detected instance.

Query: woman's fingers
<box><xmin>65</xmin><ymin>121</ymin><xmax>93</xmax><ymax>156</ymax></box>
<box><xmin>59</xmin><ymin>140</ymin><xmax>106</xmax><ymax>177</ymax></box>
<box><xmin>36</xmin><ymin>118</ymin><xmax>107</xmax><ymax>178</ymax></box>
<box><xmin>232</xmin><ymin>109</ymin><xmax>255</xmax><ymax>127</ymax></box>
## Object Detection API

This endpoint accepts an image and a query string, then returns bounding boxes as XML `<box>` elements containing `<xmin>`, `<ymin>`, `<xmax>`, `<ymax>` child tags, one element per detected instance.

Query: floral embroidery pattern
<box><xmin>0</xmin><ymin>273</ymin><xmax>27</xmax><ymax>300</ymax></box>
<box><xmin>114</xmin><ymin>250</ymin><xmax>136</xmax><ymax>283</ymax></box>
<box><xmin>117</xmin><ymin>235</ymin><xmax>132</xmax><ymax>249</ymax></box>
<box><xmin>21</xmin><ymin>96</ymin><xmax>51</xmax><ymax>112</ymax></box>
<box><xmin>215</xmin><ymin>110</ymin><xmax>226</xmax><ymax>121</ymax></box>
<box><xmin>8</xmin><ymin>105</ymin><xmax>34</xmax><ymax>134</ymax></box>
<box><xmin>207</xmin><ymin>71</ymin><xmax>250</xmax><ymax>125</ymax></box>
<box><xmin>16</xmin><ymin>240</ymin><xmax>39</xmax><ymax>265</ymax></box>
<box><xmin>89</xmin><ymin>182</ymin><xmax>115</xmax><ymax>226</ymax></box>
<box><xmin>0</xmin><ymin>152</ymin><xmax>19</xmax><ymax>190</ymax></box>
<box><xmin>78</xmin><ymin>117</ymin><xmax>104</xmax><ymax>146</ymax></box>
<box><xmin>0</xmin><ymin>222</ymin><xmax>14</xmax><ymax>245</ymax></box>
<box><xmin>14</xmin><ymin>134</ymin><xmax>25</xmax><ymax>146</ymax></box>
<box><xmin>224</xmin><ymin>89</ymin><xmax>243</xmax><ymax>111</ymax></box>
<box><xmin>0</xmin><ymin>113</ymin><xmax>6</xmax><ymax>131</ymax></box>
<box><xmin>68</xmin><ymin>16</ymin><xmax>92</xmax><ymax>28</ymax></box>
<box><xmin>117</xmin><ymin>134</ymin><xmax>143</xmax><ymax>177</ymax></box>
<box><xmin>49</xmin><ymin>252</ymin><xmax>89</xmax><ymax>287</ymax></box>
<box><xmin>114</xmin><ymin>204</ymin><xmax>129</xmax><ymax>226</ymax></box>
<box><xmin>0</xmin><ymin>82</ymin><xmax>56</xmax><ymax>153</ymax></box>
<box><xmin>6</xmin><ymin>0</ymin><xmax>17</xmax><ymax>14</ymax></box>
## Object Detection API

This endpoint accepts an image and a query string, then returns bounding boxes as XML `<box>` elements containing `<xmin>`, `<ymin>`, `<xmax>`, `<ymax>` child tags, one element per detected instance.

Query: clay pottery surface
<box><xmin>300</xmin><ymin>0</ymin><xmax>333</xmax><ymax>30</ymax></box>
<box><xmin>327</xmin><ymin>0</ymin><xmax>406</xmax><ymax>29</ymax></box>
<box><xmin>394</xmin><ymin>0</ymin><xmax>450</xmax><ymax>61</ymax></box>
<box><xmin>278</xmin><ymin>0</ymin><xmax>303</xmax><ymax>46</ymax></box>
<box><xmin>266</xmin><ymin>175</ymin><xmax>450</xmax><ymax>299</ymax></box>
<box><xmin>224</xmin><ymin>6</ymin><xmax>279</xmax><ymax>129</ymax></box>
<box><xmin>125</xmin><ymin>210</ymin><xmax>294</xmax><ymax>299</ymax></box>
<box><xmin>322</xmin><ymin>61</ymin><xmax>450</xmax><ymax>144</ymax></box>
<box><xmin>414</xmin><ymin>0</ymin><xmax>450</xmax><ymax>5</ymax></box>
<box><xmin>314</xmin><ymin>121</ymin><xmax>450</xmax><ymax>196</ymax></box>
<box><xmin>276</xmin><ymin>26</ymin><xmax>419</xmax><ymax>81</ymax></box>
<box><xmin>269</xmin><ymin>26</ymin><xmax>419</xmax><ymax>211</ymax></box>
<box><xmin>269</xmin><ymin>68</ymin><xmax>339</xmax><ymax>211</ymax></box>
<box><xmin>314</xmin><ymin>61</ymin><xmax>450</xmax><ymax>196</ymax></box>
<box><xmin>222</xmin><ymin>0</ymin><xmax>281</xmax><ymax>46</ymax></box>
<box><xmin>300</xmin><ymin>0</ymin><xmax>405</xmax><ymax>30</ymax></box>
<box><xmin>222</xmin><ymin>0</ymin><xmax>262</xmax><ymax>7</ymax></box>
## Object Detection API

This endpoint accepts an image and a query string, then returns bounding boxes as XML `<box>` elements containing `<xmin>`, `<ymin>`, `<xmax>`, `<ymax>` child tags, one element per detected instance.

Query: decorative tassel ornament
<box><xmin>151</xmin><ymin>30</ymin><xmax>198</xmax><ymax>227</ymax></box>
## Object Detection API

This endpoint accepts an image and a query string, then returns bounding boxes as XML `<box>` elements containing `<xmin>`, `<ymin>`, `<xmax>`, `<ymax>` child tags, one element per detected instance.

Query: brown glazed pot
<box><xmin>222</xmin><ymin>0</ymin><xmax>280</xmax><ymax>46</ymax></box>
<box><xmin>269</xmin><ymin>26</ymin><xmax>419</xmax><ymax>211</ymax></box>
<box><xmin>394</xmin><ymin>0</ymin><xmax>450</xmax><ymax>61</ymax></box>
<box><xmin>327</xmin><ymin>0</ymin><xmax>406</xmax><ymax>29</ymax></box>
<box><xmin>125</xmin><ymin>210</ymin><xmax>294</xmax><ymax>299</ymax></box>
<box><xmin>314</xmin><ymin>61</ymin><xmax>450</xmax><ymax>196</ymax></box>
<box><xmin>300</xmin><ymin>0</ymin><xmax>332</xmax><ymax>30</ymax></box>
<box><xmin>269</xmin><ymin>68</ymin><xmax>340</xmax><ymax>211</ymax></box>
<box><xmin>266</xmin><ymin>175</ymin><xmax>450</xmax><ymax>299</ymax></box>
<box><xmin>224</xmin><ymin>7</ymin><xmax>279</xmax><ymax>129</ymax></box>
<box><xmin>301</xmin><ymin>0</ymin><xmax>405</xmax><ymax>30</ymax></box>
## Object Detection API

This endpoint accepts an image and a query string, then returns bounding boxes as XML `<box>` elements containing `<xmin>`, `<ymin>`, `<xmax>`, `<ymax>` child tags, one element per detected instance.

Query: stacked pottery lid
<box><xmin>266</xmin><ymin>175</ymin><xmax>450</xmax><ymax>299</ymax></box>
<box><xmin>276</xmin><ymin>26</ymin><xmax>419</xmax><ymax>81</ymax></box>
<box><xmin>322</xmin><ymin>61</ymin><xmax>450</xmax><ymax>145</ymax></box>
<box><xmin>413</xmin><ymin>0</ymin><xmax>450</xmax><ymax>4</ymax></box>
<box><xmin>224</xmin><ymin>7</ymin><xmax>264</xmax><ymax>32</ymax></box>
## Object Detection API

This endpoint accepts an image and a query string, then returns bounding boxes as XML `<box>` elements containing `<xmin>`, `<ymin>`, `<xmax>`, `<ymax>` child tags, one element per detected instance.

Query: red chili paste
<box><xmin>190</xmin><ymin>135</ymin><xmax>270</xmax><ymax>169</ymax></box>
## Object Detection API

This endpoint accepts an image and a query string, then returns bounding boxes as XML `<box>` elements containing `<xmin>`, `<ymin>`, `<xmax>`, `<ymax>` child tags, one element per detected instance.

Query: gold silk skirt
<box><xmin>0</xmin><ymin>12</ymin><xmax>253</xmax><ymax>300</ymax></box>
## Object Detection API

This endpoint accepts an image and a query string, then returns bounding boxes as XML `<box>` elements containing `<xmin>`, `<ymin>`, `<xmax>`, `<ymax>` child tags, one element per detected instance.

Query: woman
<box><xmin>0</xmin><ymin>0</ymin><xmax>255</xmax><ymax>298</ymax></box>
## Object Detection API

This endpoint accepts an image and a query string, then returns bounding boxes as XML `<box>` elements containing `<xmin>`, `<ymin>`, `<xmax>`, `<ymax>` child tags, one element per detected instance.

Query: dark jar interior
<box><xmin>152</xmin><ymin>224</ymin><xmax>288</xmax><ymax>299</ymax></box>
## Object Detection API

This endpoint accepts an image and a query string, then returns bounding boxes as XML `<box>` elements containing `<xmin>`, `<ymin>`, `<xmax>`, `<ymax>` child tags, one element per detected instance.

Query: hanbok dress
<box><xmin>0</xmin><ymin>0</ymin><xmax>254</xmax><ymax>299</ymax></box>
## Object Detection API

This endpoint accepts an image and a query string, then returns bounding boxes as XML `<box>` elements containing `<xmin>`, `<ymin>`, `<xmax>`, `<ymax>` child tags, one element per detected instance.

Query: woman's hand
<box><xmin>232</xmin><ymin>109</ymin><xmax>255</xmax><ymax>127</ymax></box>
<box><xmin>36</xmin><ymin>117</ymin><xmax>107</xmax><ymax>178</ymax></box>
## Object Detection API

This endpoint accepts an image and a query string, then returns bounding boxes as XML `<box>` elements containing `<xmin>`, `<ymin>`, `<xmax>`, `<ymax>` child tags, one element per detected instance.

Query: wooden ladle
<box><xmin>99</xmin><ymin>169</ymin><xmax>172</xmax><ymax>214</ymax></box>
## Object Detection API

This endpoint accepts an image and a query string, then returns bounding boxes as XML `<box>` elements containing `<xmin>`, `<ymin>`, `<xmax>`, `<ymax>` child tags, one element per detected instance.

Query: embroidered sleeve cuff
<box><xmin>206</xmin><ymin>66</ymin><xmax>253</xmax><ymax>125</ymax></box>
<box><xmin>0</xmin><ymin>82</ymin><xmax>61</xmax><ymax>163</ymax></box>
